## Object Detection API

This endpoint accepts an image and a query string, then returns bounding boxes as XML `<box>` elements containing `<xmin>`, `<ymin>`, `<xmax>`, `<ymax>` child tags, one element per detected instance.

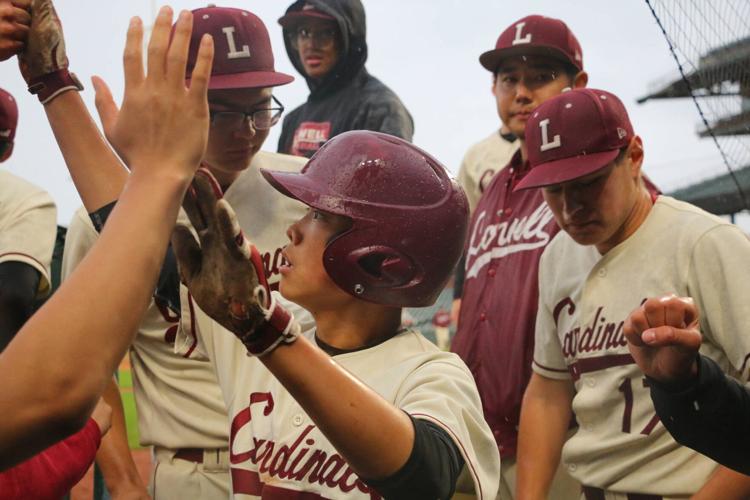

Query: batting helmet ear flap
<box><xmin>347</xmin><ymin>246</ymin><xmax>419</xmax><ymax>288</ymax></box>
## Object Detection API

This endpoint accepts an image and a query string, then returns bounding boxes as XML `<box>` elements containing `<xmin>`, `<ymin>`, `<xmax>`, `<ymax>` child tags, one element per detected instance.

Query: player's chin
<box><xmin>564</xmin><ymin>224</ymin><xmax>602</xmax><ymax>246</ymax></box>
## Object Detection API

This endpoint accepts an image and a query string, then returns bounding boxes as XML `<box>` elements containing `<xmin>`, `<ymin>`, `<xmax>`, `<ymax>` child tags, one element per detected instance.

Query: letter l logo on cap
<box><xmin>539</xmin><ymin>118</ymin><xmax>561</xmax><ymax>151</ymax></box>
<box><xmin>512</xmin><ymin>22</ymin><xmax>532</xmax><ymax>45</ymax></box>
<box><xmin>223</xmin><ymin>26</ymin><xmax>251</xmax><ymax>59</ymax></box>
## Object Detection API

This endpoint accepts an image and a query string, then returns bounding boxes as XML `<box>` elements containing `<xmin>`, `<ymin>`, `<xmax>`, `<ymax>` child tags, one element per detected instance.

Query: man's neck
<box><xmin>596</xmin><ymin>187</ymin><xmax>654</xmax><ymax>255</ymax></box>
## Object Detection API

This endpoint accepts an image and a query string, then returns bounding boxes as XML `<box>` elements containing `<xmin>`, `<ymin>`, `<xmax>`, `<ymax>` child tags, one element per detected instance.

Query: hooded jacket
<box><xmin>278</xmin><ymin>0</ymin><xmax>414</xmax><ymax>157</ymax></box>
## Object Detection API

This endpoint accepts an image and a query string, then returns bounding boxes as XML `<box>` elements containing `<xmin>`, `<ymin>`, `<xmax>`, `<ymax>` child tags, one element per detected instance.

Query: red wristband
<box><xmin>28</xmin><ymin>69</ymin><xmax>83</xmax><ymax>104</ymax></box>
<box><xmin>240</xmin><ymin>293</ymin><xmax>300</xmax><ymax>357</ymax></box>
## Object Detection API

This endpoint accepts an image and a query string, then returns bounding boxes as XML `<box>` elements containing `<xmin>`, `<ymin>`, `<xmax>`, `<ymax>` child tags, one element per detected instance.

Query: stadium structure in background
<box><xmin>639</xmin><ymin>0</ymin><xmax>750</xmax><ymax>221</ymax></box>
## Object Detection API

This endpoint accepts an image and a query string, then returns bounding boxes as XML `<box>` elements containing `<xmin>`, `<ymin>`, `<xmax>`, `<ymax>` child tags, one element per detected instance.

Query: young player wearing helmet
<box><xmin>277</xmin><ymin>0</ymin><xmax>413</xmax><ymax>158</ymax></box>
<box><xmin>515</xmin><ymin>88</ymin><xmax>750</xmax><ymax>499</ymax></box>
<box><xmin>171</xmin><ymin>130</ymin><xmax>500</xmax><ymax>499</ymax></box>
<box><xmin>0</xmin><ymin>88</ymin><xmax>57</xmax><ymax>354</ymax></box>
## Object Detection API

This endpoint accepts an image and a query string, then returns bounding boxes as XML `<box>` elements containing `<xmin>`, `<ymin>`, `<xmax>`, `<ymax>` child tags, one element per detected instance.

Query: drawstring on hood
<box><xmin>280</xmin><ymin>0</ymin><xmax>368</xmax><ymax>100</ymax></box>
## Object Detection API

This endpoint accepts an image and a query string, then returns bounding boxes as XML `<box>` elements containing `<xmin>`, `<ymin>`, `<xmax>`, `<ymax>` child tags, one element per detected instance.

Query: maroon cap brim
<box><xmin>278</xmin><ymin>10</ymin><xmax>335</xmax><ymax>28</ymax></box>
<box><xmin>514</xmin><ymin>149</ymin><xmax>620</xmax><ymax>191</ymax></box>
<box><xmin>479</xmin><ymin>45</ymin><xmax>582</xmax><ymax>72</ymax></box>
<box><xmin>261</xmin><ymin>167</ymin><xmax>352</xmax><ymax>216</ymax></box>
<box><xmin>188</xmin><ymin>71</ymin><xmax>294</xmax><ymax>90</ymax></box>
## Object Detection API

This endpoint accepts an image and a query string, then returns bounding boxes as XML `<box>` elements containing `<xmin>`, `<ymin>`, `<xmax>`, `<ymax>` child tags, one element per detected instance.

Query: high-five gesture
<box><xmin>624</xmin><ymin>295</ymin><xmax>702</xmax><ymax>384</ymax></box>
<box><xmin>111</xmin><ymin>7</ymin><xmax>213</xmax><ymax>180</ymax></box>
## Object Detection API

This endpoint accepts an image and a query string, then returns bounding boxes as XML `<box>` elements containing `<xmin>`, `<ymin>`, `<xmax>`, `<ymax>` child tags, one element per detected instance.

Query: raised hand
<box><xmin>623</xmin><ymin>295</ymin><xmax>702</xmax><ymax>384</ymax></box>
<box><xmin>172</xmin><ymin>169</ymin><xmax>270</xmax><ymax>339</ymax></box>
<box><xmin>108</xmin><ymin>7</ymin><xmax>213</xmax><ymax>180</ymax></box>
<box><xmin>0</xmin><ymin>0</ymin><xmax>30</xmax><ymax>61</ymax></box>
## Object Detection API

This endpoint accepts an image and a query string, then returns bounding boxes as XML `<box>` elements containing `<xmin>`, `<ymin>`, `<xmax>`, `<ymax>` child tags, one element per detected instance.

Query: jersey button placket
<box><xmin>292</xmin><ymin>414</ymin><xmax>304</xmax><ymax>427</ymax></box>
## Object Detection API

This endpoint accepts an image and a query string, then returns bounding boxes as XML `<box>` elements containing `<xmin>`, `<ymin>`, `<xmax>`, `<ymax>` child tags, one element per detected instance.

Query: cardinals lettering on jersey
<box><xmin>229</xmin><ymin>392</ymin><xmax>381</xmax><ymax>498</ymax></box>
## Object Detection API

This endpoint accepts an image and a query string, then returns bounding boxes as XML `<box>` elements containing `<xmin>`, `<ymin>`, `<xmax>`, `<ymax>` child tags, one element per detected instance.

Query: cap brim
<box><xmin>278</xmin><ymin>10</ymin><xmax>335</xmax><ymax>27</ymax></box>
<box><xmin>479</xmin><ymin>45</ymin><xmax>581</xmax><ymax>72</ymax></box>
<box><xmin>188</xmin><ymin>71</ymin><xmax>294</xmax><ymax>90</ymax></box>
<box><xmin>514</xmin><ymin>149</ymin><xmax>620</xmax><ymax>191</ymax></box>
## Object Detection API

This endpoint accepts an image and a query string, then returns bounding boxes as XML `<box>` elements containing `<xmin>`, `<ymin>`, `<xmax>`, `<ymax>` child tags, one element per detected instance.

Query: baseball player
<box><xmin>1</xmin><ymin>2</ymin><xmax>213</xmax><ymax>468</ymax></box>
<box><xmin>515</xmin><ymin>88</ymin><xmax>750</xmax><ymax>498</ymax></box>
<box><xmin>277</xmin><ymin>0</ymin><xmax>413</xmax><ymax>158</ymax></box>
<box><xmin>450</xmin><ymin>15</ymin><xmax>587</xmax><ymax>499</ymax></box>
<box><xmin>62</xmin><ymin>5</ymin><xmax>309</xmax><ymax>498</ymax></box>
<box><xmin>172</xmin><ymin>131</ymin><xmax>500</xmax><ymax>499</ymax></box>
<box><xmin>0</xmin><ymin>0</ymin><xmax>30</xmax><ymax>61</ymax></box>
<box><xmin>457</xmin><ymin>124</ymin><xmax>519</xmax><ymax>214</ymax></box>
<box><xmin>0</xmin><ymin>87</ymin><xmax>57</xmax><ymax>352</ymax></box>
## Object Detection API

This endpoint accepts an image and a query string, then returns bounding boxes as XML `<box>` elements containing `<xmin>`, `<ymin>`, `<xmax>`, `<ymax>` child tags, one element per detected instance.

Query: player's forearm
<box><xmin>691</xmin><ymin>466</ymin><xmax>750</xmax><ymax>499</ymax></box>
<box><xmin>96</xmin><ymin>378</ymin><xmax>148</xmax><ymax>498</ymax></box>
<box><xmin>516</xmin><ymin>373</ymin><xmax>574</xmax><ymax>500</ymax></box>
<box><xmin>261</xmin><ymin>336</ymin><xmax>415</xmax><ymax>480</ymax></box>
<box><xmin>0</xmin><ymin>170</ymin><xmax>190</xmax><ymax>468</ymax></box>
<box><xmin>43</xmin><ymin>91</ymin><xmax>128</xmax><ymax>211</ymax></box>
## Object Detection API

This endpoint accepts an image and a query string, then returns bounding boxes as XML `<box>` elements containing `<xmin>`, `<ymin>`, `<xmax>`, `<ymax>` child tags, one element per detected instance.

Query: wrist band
<box><xmin>28</xmin><ymin>69</ymin><xmax>84</xmax><ymax>104</ymax></box>
<box><xmin>240</xmin><ymin>291</ymin><xmax>300</xmax><ymax>357</ymax></box>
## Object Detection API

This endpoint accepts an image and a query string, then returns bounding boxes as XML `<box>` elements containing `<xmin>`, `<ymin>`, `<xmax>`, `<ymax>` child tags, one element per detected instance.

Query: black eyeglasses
<box><xmin>209</xmin><ymin>95</ymin><xmax>284</xmax><ymax>130</ymax></box>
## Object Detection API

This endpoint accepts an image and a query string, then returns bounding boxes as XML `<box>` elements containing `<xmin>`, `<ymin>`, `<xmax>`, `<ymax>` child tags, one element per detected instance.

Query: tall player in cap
<box><xmin>276</xmin><ymin>0</ymin><xmax>413</xmax><ymax>158</ymax></box>
<box><xmin>62</xmin><ymin>5</ymin><xmax>308</xmax><ymax>498</ymax></box>
<box><xmin>170</xmin><ymin>130</ymin><xmax>500</xmax><ymax>499</ymax></box>
<box><xmin>450</xmin><ymin>15</ymin><xmax>586</xmax><ymax>499</ymax></box>
<box><xmin>516</xmin><ymin>88</ymin><xmax>750</xmax><ymax>499</ymax></box>
<box><xmin>0</xmin><ymin>87</ymin><xmax>57</xmax><ymax>353</ymax></box>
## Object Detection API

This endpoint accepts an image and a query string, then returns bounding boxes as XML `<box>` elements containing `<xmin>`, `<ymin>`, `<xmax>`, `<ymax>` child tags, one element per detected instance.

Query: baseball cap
<box><xmin>185</xmin><ymin>6</ymin><xmax>294</xmax><ymax>89</ymax></box>
<box><xmin>278</xmin><ymin>2</ymin><xmax>336</xmax><ymax>28</ymax></box>
<box><xmin>0</xmin><ymin>88</ymin><xmax>17</xmax><ymax>161</ymax></box>
<box><xmin>515</xmin><ymin>88</ymin><xmax>634</xmax><ymax>190</ymax></box>
<box><xmin>479</xmin><ymin>15</ymin><xmax>583</xmax><ymax>73</ymax></box>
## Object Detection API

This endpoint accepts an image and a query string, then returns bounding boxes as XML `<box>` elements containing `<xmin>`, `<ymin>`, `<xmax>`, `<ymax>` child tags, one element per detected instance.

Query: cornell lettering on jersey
<box><xmin>466</xmin><ymin>201</ymin><xmax>555</xmax><ymax>279</ymax></box>
<box><xmin>230</xmin><ymin>392</ymin><xmax>380</xmax><ymax>498</ymax></box>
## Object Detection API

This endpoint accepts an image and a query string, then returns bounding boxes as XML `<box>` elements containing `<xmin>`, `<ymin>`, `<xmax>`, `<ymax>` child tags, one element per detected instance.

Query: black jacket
<box><xmin>278</xmin><ymin>0</ymin><xmax>413</xmax><ymax>157</ymax></box>
<box><xmin>650</xmin><ymin>354</ymin><xmax>750</xmax><ymax>475</ymax></box>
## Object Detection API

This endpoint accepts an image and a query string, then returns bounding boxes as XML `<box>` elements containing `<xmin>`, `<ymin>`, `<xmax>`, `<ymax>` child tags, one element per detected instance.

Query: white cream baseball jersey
<box><xmin>456</xmin><ymin>130</ymin><xmax>519</xmax><ymax>213</ymax></box>
<box><xmin>61</xmin><ymin>151</ymin><xmax>308</xmax><ymax>450</ymax></box>
<box><xmin>0</xmin><ymin>170</ymin><xmax>56</xmax><ymax>297</ymax></box>
<box><xmin>533</xmin><ymin>196</ymin><xmax>750</xmax><ymax>495</ymax></box>
<box><xmin>176</xmin><ymin>292</ymin><xmax>501</xmax><ymax>499</ymax></box>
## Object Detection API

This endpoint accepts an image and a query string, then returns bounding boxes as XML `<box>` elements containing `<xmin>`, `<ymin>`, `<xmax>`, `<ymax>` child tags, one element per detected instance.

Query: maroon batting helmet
<box><xmin>0</xmin><ymin>88</ymin><xmax>18</xmax><ymax>162</ymax></box>
<box><xmin>261</xmin><ymin>131</ymin><xmax>469</xmax><ymax>307</ymax></box>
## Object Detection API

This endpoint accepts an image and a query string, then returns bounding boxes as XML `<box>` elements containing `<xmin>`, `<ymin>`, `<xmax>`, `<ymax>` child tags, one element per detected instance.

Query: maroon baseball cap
<box><xmin>184</xmin><ymin>6</ymin><xmax>294</xmax><ymax>90</ymax></box>
<box><xmin>480</xmin><ymin>15</ymin><xmax>583</xmax><ymax>73</ymax></box>
<box><xmin>278</xmin><ymin>2</ymin><xmax>336</xmax><ymax>28</ymax></box>
<box><xmin>515</xmin><ymin>88</ymin><xmax>634</xmax><ymax>190</ymax></box>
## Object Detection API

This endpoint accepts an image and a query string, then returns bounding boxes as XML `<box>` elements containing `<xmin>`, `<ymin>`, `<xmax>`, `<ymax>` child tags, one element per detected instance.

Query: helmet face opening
<box><xmin>262</xmin><ymin>131</ymin><xmax>469</xmax><ymax>307</ymax></box>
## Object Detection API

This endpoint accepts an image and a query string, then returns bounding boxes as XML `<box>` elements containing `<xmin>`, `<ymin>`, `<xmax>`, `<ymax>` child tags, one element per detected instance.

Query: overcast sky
<box><xmin>0</xmin><ymin>0</ymin><xmax>741</xmax><ymax>226</ymax></box>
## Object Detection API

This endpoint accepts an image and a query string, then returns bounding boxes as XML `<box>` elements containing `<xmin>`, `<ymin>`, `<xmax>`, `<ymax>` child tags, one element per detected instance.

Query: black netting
<box><xmin>642</xmin><ymin>0</ymin><xmax>750</xmax><ymax>213</ymax></box>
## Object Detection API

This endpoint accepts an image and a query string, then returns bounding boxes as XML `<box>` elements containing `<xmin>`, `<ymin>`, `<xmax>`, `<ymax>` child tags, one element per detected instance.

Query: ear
<box><xmin>627</xmin><ymin>136</ymin><xmax>645</xmax><ymax>178</ymax></box>
<box><xmin>573</xmin><ymin>70</ymin><xmax>589</xmax><ymax>89</ymax></box>
<box><xmin>491</xmin><ymin>74</ymin><xmax>499</xmax><ymax>97</ymax></box>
